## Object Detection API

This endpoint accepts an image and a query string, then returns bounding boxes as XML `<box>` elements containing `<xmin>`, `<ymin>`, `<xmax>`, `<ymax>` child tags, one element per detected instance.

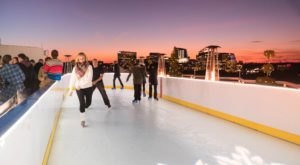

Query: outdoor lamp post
<box><xmin>158</xmin><ymin>54</ymin><xmax>166</xmax><ymax>77</ymax></box>
<box><xmin>236</xmin><ymin>64</ymin><xmax>243</xmax><ymax>82</ymax></box>
<box><xmin>64</xmin><ymin>54</ymin><xmax>72</xmax><ymax>73</ymax></box>
<box><xmin>205</xmin><ymin>45</ymin><xmax>220</xmax><ymax>81</ymax></box>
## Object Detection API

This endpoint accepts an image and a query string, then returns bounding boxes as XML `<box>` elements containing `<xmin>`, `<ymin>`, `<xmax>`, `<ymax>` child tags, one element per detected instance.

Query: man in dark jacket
<box><xmin>147</xmin><ymin>61</ymin><xmax>159</xmax><ymax>100</ymax></box>
<box><xmin>126</xmin><ymin>60</ymin><xmax>146</xmax><ymax>103</ymax></box>
<box><xmin>91</xmin><ymin>59</ymin><xmax>111</xmax><ymax>108</ymax></box>
<box><xmin>34</xmin><ymin>59</ymin><xmax>44</xmax><ymax>74</ymax></box>
<box><xmin>112</xmin><ymin>61</ymin><xmax>124</xmax><ymax>89</ymax></box>
<box><xmin>17</xmin><ymin>53</ymin><xmax>38</xmax><ymax>95</ymax></box>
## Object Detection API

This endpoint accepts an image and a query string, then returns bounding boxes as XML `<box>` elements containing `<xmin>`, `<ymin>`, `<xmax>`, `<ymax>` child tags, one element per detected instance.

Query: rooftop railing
<box><xmin>182</xmin><ymin>74</ymin><xmax>300</xmax><ymax>89</ymax></box>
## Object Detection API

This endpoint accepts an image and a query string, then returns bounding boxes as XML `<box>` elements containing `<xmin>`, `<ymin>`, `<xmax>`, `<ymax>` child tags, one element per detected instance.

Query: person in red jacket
<box><xmin>44</xmin><ymin>49</ymin><xmax>63</xmax><ymax>81</ymax></box>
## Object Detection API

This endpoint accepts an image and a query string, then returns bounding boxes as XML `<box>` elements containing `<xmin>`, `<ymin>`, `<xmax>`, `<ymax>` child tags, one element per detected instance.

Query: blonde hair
<box><xmin>75</xmin><ymin>52</ymin><xmax>88</xmax><ymax>64</ymax></box>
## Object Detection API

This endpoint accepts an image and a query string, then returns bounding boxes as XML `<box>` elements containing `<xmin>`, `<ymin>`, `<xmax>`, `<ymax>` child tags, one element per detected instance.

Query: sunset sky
<box><xmin>1</xmin><ymin>0</ymin><xmax>300</xmax><ymax>63</ymax></box>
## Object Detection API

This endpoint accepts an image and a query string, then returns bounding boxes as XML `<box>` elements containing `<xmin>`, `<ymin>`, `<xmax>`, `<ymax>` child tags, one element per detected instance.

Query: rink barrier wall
<box><xmin>162</xmin><ymin>95</ymin><xmax>300</xmax><ymax>145</ymax></box>
<box><xmin>160</xmin><ymin>76</ymin><xmax>300</xmax><ymax>145</ymax></box>
<box><xmin>0</xmin><ymin>75</ymin><xmax>68</xmax><ymax>165</ymax></box>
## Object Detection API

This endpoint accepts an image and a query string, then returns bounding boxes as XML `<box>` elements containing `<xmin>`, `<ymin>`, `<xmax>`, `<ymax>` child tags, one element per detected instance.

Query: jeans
<box><xmin>134</xmin><ymin>84</ymin><xmax>142</xmax><ymax>100</ymax></box>
<box><xmin>76</xmin><ymin>87</ymin><xmax>93</xmax><ymax>113</ymax></box>
<box><xmin>149</xmin><ymin>84</ymin><xmax>158</xmax><ymax>98</ymax></box>
<box><xmin>92</xmin><ymin>81</ymin><xmax>110</xmax><ymax>106</ymax></box>
<box><xmin>113</xmin><ymin>75</ymin><xmax>123</xmax><ymax>88</ymax></box>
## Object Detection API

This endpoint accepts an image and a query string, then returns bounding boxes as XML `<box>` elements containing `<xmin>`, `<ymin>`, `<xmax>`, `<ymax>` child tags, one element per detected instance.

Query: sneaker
<box><xmin>107</xmin><ymin>104</ymin><xmax>111</xmax><ymax>108</ymax></box>
<box><xmin>132</xmin><ymin>100</ymin><xmax>138</xmax><ymax>103</ymax></box>
<box><xmin>154</xmin><ymin>97</ymin><xmax>159</xmax><ymax>101</ymax></box>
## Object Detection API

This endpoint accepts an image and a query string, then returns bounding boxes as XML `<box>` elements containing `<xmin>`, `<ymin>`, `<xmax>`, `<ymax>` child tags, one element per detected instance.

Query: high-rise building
<box><xmin>147</xmin><ymin>52</ymin><xmax>165</xmax><ymax>63</ymax></box>
<box><xmin>171</xmin><ymin>47</ymin><xmax>189</xmax><ymax>63</ymax></box>
<box><xmin>196</xmin><ymin>50</ymin><xmax>237</xmax><ymax>71</ymax></box>
<box><xmin>117</xmin><ymin>51</ymin><xmax>137</xmax><ymax>70</ymax></box>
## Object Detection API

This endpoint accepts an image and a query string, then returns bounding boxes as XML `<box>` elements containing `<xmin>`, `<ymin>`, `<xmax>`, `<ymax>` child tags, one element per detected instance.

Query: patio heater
<box><xmin>205</xmin><ymin>45</ymin><xmax>220</xmax><ymax>81</ymax></box>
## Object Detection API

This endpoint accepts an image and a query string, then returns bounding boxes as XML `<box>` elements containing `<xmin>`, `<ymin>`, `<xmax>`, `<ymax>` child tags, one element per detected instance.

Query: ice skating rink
<box><xmin>48</xmin><ymin>89</ymin><xmax>300</xmax><ymax>165</ymax></box>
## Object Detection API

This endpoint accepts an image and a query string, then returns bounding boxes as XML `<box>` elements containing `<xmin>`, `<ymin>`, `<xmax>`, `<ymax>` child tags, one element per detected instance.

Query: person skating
<box><xmin>112</xmin><ymin>60</ymin><xmax>124</xmax><ymax>89</ymax></box>
<box><xmin>67</xmin><ymin>52</ymin><xmax>93</xmax><ymax>128</ymax></box>
<box><xmin>147</xmin><ymin>60</ymin><xmax>159</xmax><ymax>101</ymax></box>
<box><xmin>126</xmin><ymin>60</ymin><xmax>146</xmax><ymax>103</ymax></box>
<box><xmin>91</xmin><ymin>59</ymin><xmax>111</xmax><ymax>108</ymax></box>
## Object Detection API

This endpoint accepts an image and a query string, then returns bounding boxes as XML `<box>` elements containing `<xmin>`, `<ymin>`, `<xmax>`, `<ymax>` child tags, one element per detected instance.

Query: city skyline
<box><xmin>1</xmin><ymin>0</ymin><xmax>300</xmax><ymax>63</ymax></box>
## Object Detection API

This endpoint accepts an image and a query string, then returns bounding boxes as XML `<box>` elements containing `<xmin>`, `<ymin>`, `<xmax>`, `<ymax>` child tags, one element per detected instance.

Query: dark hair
<box><xmin>13</xmin><ymin>57</ymin><xmax>19</xmax><ymax>63</ymax></box>
<box><xmin>18</xmin><ymin>53</ymin><xmax>27</xmax><ymax>60</ymax></box>
<box><xmin>25</xmin><ymin>56</ymin><xmax>29</xmax><ymax>61</ymax></box>
<box><xmin>78</xmin><ymin>52</ymin><xmax>85</xmax><ymax>56</ymax></box>
<box><xmin>51</xmin><ymin>49</ymin><xmax>59</xmax><ymax>58</ymax></box>
<box><xmin>2</xmin><ymin>54</ymin><xmax>12</xmax><ymax>64</ymax></box>
<box><xmin>45</xmin><ymin>57</ymin><xmax>51</xmax><ymax>62</ymax></box>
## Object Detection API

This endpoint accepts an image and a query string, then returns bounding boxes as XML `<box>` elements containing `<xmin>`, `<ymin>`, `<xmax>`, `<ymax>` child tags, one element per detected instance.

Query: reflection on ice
<box><xmin>196</xmin><ymin>146</ymin><xmax>284</xmax><ymax>165</ymax></box>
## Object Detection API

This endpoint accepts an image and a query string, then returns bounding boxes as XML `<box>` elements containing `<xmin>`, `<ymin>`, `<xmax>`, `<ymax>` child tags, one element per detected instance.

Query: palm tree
<box><xmin>262</xmin><ymin>63</ymin><xmax>274</xmax><ymax>77</ymax></box>
<box><xmin>256</xmin><ymin>50</ymin><xmax>276</xmax><ymax>85</ymax></box>
<box><xmin>262</xmin><ymin>50</ymin><xmax>275</xmax><ymax>77</ymax></box>
<box><xmin>263</xmin><ymin>50</ymin><xmax>275</xmax><ymax>63</ymax></box>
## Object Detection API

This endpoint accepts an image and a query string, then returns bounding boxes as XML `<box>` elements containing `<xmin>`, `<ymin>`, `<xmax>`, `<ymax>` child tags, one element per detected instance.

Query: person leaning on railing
<box><xmin>0</xmin><ymin>55</ymin><xmax>26</xmax><ymax>103</ymax></box>
<box><xmin>43</xmin><ymin>49</ymin><xmax>63</xmax><ymax>81</ymax></box>
<box><xmin>38</xmin><ymin>57</ymin><xmax>52</xmax><ymax>88</ymax></box>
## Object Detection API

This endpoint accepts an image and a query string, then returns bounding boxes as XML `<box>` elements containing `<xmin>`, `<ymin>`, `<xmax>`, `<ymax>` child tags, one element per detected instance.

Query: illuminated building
<box><xmin>196</xmin><ymin>49</ymin><xmax>237</xmax><ymax>71</ymax></box>
<box><xmin>172</xmin><ymin>47</ymin><xmax>189</xmax><ymax>63</ymax></box>
<box><xmin>117</xmin><ymin>51</ymin><xmax>137</xmax><ymax>70</ymax></box>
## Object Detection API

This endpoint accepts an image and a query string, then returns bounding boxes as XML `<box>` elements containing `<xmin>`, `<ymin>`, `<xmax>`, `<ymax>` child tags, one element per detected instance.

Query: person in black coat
<box><xmin>34</xmin><ymin>59</ymin><xmax>44</xmax><ymax>74</ymax></box>
<box><xmin>112</xmin><ymin>61</ymin><xmax>124</xmax><ymax>89</ymax></box>
<box><xmin>147</xmin><ymin>61</ymin><xmax>158</xmax><ymax>100</ymax></box>
<box><xmin>91</xmin><ymin>59</ymin><xmax>111</xmax><ymax>108</ymax></box>
<box><xmin>17</xmin><ymin>53</ymin><xmax>39</xmax><ymax>95</ymax></box>
<box><xmin>126</xmin><ymin>60</ymin><xmax>146</xmax><ymax>103</ymax></box>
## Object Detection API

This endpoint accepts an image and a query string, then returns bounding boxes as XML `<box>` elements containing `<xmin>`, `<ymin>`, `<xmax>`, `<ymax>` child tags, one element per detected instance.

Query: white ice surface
<box><xmin>48</xmin><ymin>89</ymin><xmax>300</xmax><ymax>165</ymax></box>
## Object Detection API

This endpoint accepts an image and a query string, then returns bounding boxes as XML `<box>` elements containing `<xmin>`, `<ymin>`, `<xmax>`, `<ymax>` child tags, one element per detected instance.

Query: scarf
<box><xmin>75</xmin><ymin>62</ymin><xmax>89</xmax><ymax>78</ymax></box>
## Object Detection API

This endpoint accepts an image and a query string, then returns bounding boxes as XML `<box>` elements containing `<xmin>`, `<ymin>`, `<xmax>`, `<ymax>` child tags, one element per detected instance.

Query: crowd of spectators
<box><xmin>0</xmin><ymin>50</ymin><xmax>63</xmax><ymax>105</ymax></box>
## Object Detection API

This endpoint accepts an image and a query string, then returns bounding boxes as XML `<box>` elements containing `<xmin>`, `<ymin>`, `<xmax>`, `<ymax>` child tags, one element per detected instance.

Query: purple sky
<box><xmin>1</xmin><ymin>0</ymin><xmax>300</xmax><ymax>62</ymax></box>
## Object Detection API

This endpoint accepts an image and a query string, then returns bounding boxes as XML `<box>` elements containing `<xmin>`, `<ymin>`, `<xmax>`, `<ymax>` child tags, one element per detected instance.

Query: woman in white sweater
<box><xmin>68</xmin><ymin>52</ymin><xmax>93</xmax><ymax>127</ymax></box>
